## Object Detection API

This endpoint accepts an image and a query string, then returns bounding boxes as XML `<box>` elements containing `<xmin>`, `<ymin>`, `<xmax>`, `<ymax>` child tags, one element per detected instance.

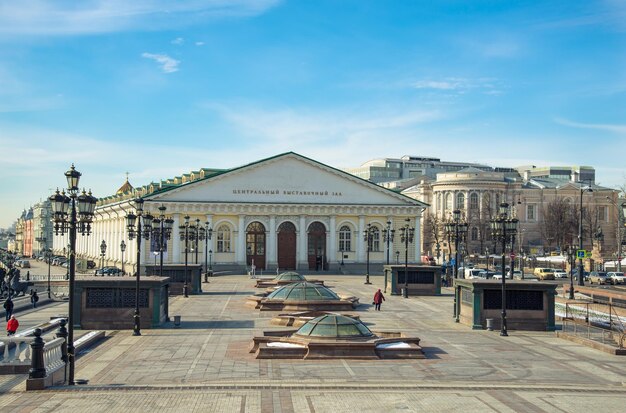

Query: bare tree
<box><xmin>541</xmin><ymin>198</ymin><xmax>577</xmax><ymax>251</ymax></box>
<box><xmin>423</xmin><ymin>212</ymin><xmax>444</xmax><ymax>260</ymax></box>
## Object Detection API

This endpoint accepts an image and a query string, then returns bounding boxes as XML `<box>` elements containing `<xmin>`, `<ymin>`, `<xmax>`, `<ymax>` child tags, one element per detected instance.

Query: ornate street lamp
<box><xmin>578</xmin><ymin>183</ymin><xmax>593</xmax><ymax>286</ymax></box>
<box><xmin>49</xmin><ymin>165</ymin><xmax>97</xmax><ymax>385</ymax></box>
<box><xmin>399</xmin><ymin>218</ymin><xmax>415</xmax><ymax>298</ymax></box>
<box><xmin>120</xmin><ymin>240</ymin><xmax>126</xmax><ymax>275</ymax></box>
<box><xmin>444</xmin><ymin>209</ymin><xmax>468</xmax><ymax>322</ymax></box>
<box><xmin>203</xmin><ymin>221</ymin><xmax>213</xmax><ymax>282</ymax></box>
<box><xmin>45</xmin><ymin>248</ymin><xmax>52</xmax><ymax>299</ymax></box>
<box><xmin>382</xmin><ymin>221</ymin><xmax>395</xmax><ymax>293</ymax></box>
<box><xmin>125</xmin><ymin>198</ymin><xmax>152</xmax><ymax>336</ymax></box>
<box><xmin>567</xmin><ymin>245</ymin><xmax>575</xmax><ymax>300</ymax></box>
<box><xmin>363</xmin><ymin>223</ymin><xmax>377</xmax><ymax>285</ymax></box>
<box><xmin>179</xmin><ymin>216</ymin><xmax>199</xmax><ymax>297</ymax></box>
<box><xmin>151</xmin><ymin>206</ymin><xmax>173</xmax><ymax>277</ymax></box>
<box><xmin>490</xmin><ymin>202</ymin><xmax>518</xmax><ymax>336</ymax></box>
<box><xmin>99</xmin><ymin>240</ymin><xmax>107</xmax><ymax>272</ymax></box>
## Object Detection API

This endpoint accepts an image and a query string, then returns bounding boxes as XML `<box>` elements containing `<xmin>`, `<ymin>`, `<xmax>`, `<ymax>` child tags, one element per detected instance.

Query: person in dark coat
<box><xmin>31</xmin><ymin>290</ymin><xmax>39</xmax><ymax>308</ymax></box>
<box><xmin>373</xmin><ymin>289</ymin><xmax>385</xmax><ymax>311</ymax></box>
<box><xmin>3</xmin><ymin>297</ymin><xmax>13</xmax><ymax>321</ymax></box>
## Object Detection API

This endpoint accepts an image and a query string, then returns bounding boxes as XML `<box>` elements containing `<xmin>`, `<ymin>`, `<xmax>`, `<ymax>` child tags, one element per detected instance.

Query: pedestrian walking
<box><xmin>373</xmin><ymin>288</ymin><xmax>385</xmax><ymax>311</ymax></box>
<box><xmin>6</xmin><ymin>315</ymin><xmax>19</xmax><ymax>336</ymax></box>
<box><xmin>31</xmin><ymin>290</ymin><xmax>39</xmax><ymax>308</ymax></box>
<box><xmin>3</xmin><ymin>297</ymin><xmax>13</xmax><ymax>321</ymax></box>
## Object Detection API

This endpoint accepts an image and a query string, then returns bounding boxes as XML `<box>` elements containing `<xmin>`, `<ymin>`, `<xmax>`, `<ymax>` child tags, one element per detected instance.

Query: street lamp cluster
<box><xmin>179</xmin><ymin>216</ymin><xmax>209</xmax><ymax>297</ymax></box>
<box><xmin>363</xmin><ymin>223</ymin><xmax>377</xmax><ymax>285</ymax></box>
<box><xmin>150</xmin><ymin>206</ymin><xmax>174</xmax><ymax>277</ymax></box>
<box><xmin>490</xmin><ymin>202</ymin><xmax>519</xmax><ymax>337</ymax></box>
<box><xmin>49</xmin><ymin>164</ymin><xmax>98</xmax><ymax>385</ymax></box>
<box><xmin>399</xmin><ymin>218</ymin><xmax>415</xmax><ymax>298</ymax></box>
<box><xmin>445</xmin><ymin>209</ymin><xmax>468</xmax><ymax>322</ymax></box>
<box><xmin>382</xmin><ymin>221</ymin><xmax>395</xmax><ymax>293</ymax></box>
<box><xmin>99</xmin><ymin>240</ymin><xmax>107</xmax><ymax>271</ymax></box>
<box><xmin>125</xmin><ymin>198</ymin><xmax>150</xmax><ymax>336</ymax></box>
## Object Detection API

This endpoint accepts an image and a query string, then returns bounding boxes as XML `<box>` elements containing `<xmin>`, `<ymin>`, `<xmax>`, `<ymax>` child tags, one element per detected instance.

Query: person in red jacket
<box><xmin>6</xmin><ymin>315</ymin><xmax>19</xmax><ymax>336</ymax></box>
<box><xmin>373</xmin><ymin>289</ymin><xmax>385</xmax><ymax>311</ymax></box>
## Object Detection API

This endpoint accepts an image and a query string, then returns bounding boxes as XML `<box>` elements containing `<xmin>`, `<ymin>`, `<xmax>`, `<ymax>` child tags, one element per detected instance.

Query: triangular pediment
<box><xmin>148</xmin><ymin>152</ymin><xmax>427</xmax><ymax>207</ymax></box>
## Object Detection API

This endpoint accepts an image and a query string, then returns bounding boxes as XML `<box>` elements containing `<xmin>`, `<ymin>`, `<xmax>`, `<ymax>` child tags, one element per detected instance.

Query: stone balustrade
<box><xmin>43</xmin><ymin>337</ymin><xmax>65</xmax><ymax>375</ymax></box>
<box><xmin>0</xmin><ymin>336</ymin><xmax>36</xmax><ymax>373</ymax></box>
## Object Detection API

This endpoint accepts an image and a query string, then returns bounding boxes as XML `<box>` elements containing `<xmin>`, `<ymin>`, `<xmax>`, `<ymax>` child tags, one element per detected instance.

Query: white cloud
<box><xmin>0</xmin><ymin>0</ymin><xmax>282</xmax><ymax>36</ymax></box>
<box><xmin>141</xmin><ymin>53</ymin><xmax>180</xmax><ymax>73</ymax></box>
<box><xmin>555</xmin><ymin>118</ymin><xmax>626</xmax><ymax>134</ymax></box>
<box><xmin>171</xmin><ymin>37</ymin><xmax>184</xmax><ymax>45</ymax></box>
<box><xmin>411</xmin><ymin>77</ymin><xmax>502</xmax><ymax>94</ymax></box>
<box><xmin>195</xmin><ymin>41</ymin><xmax>205</xmax><ymax>46</ymax></box>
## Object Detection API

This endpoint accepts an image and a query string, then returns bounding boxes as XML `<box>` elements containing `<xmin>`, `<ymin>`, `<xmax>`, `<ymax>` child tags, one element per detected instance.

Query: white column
<box><xmin>237</xmin><ymin>215</ymin><xmax>246</xmax><ymax>265</ymax></box>
<box><xmin>172</xmin><ymin>214</ymin><xmax>181</xmax><ymax>263</ymax></box>
<box><xmin>268</xmin><ymin>215</ymin><xmax>277</xmax><ymax>268</ymax></box>
<box><xmin>329</xmin><ymin>215</ymin><xmax>336</xmax><ymax>264</ymax></box>
<box><xmin>205</xmin><ymin>214</ymin><xmax>214</xmax><ymax>257</ymax></box>
<box><xmin>298</xmin><ymin>215</ymin><xmax>307</xmax><ymax>267</ymax></box>
<box><xmin>357</xmin><ymin>215</ymin><xmax>365</xmax><ymax>262</ymax></box>
<box><xmin>414</xmin><ymin>214</ymin><xmax>421</xmax><ymax>262</ymax></box>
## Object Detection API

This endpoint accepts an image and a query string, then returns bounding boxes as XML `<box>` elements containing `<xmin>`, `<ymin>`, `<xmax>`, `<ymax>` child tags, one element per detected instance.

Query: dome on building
<box><xmin>274</xmin><ymin>272</ymin><xmax>306</xmax><ymax>282</ymax></box>
<box><xmin>295</xmin><ymin>314</ymin><xmax>374</xmax><ymax>338</ymax></box>
<box><xmin>267</xmin><ymin>282</ymin><xmax>339</xmax><ymax>301</ymax></box>
<box><xmin>116</xmin><ymin>177</ymin><xmax>134</xmax><ymax>195</ymax></box>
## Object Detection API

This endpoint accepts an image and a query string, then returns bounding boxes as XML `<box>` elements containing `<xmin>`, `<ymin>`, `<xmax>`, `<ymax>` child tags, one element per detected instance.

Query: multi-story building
<box><xmin>33</xmin><ymin>200</ymin><xmax>53</xmax><ymax>255</ymax></box>
<box><xmin>23</xmin><ymin>208</ymin><xmax>34</xmax><ymax>257</ymax></box>
<box><xmin>14</xmin><ymin>210</ymin><xmax>26</xmax><ymax>256</ymax></box>
<box><xmin>344</xmin><ymin>155</ymin><xmax>495</xmax><ymax>184</ymax></box>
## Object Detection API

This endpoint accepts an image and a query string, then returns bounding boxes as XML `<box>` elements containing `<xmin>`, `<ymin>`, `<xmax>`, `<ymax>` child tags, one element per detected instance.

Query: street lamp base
<box><xmin>402</xmin><ymin>287</ymin><xmax>408</xmax><ymax>298</ymax></box>
<box><xmin>364</xmin><ymin>274</ymin><xmax>371</xmax><ymax>284</ymax></box>
<box><xmin>183</xmin><ymin>284</ymin><xmax>189</xmax><ymax>298</ymax></box>
<box><xmin>500</xmin><ymin>330</ymin><xmax>508</xmax><ymax>337</ymax></box>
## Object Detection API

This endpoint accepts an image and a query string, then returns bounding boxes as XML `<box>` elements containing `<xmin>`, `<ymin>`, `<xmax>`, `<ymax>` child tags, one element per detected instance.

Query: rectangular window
<box><xmin>598</xmin><ymin>206</ymin><xmax>607</xmax><ymax>221</ymax></box>
<box><xmin>527</xmin><ymin>204</ymin><xmax>535</xmax><ymax>221</ymax></box>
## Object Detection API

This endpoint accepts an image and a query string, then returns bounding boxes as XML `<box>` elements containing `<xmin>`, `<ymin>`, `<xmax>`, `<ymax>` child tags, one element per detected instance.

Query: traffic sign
<box><xmin>509</xmin><ymin>252</ymin><xmax>516</xmax><ymax>260</ymax></box>
<box><xmin>576</xmin><ymin>249</ymin><xmax>586</xmax><ymax>259</ymax></box>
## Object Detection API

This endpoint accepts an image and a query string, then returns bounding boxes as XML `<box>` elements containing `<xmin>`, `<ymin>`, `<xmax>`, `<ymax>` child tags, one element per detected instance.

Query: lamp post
<box><xmin>125</xmin><ymin>198</ymin><xmax>153</xmax><ymax>336</ymax></box>
<box><xmin>399</xmin><ymin>218</ymin><xmax>415</xmax><ymax>298</ymax></box>
<box><xmin>46</xmin><ymin>248</ymin><xmax>52</xmax><ymax>299</ymax></box>
<box><xmin>382</xmin><ymin>221</ymin><xmax>395</xmax><ymax>293</ymax></box>
<box><xmin>444</xmin><ymin>209</ymin><xmax>468</xmax><ymax>322</ymax></box>
<box><xmin>203</xmin><ymin>221</ymin><xmax>213</xmax><ymax>282</ymax></box>
<box><xmin>395</xmin><ymin>250</ymin><xmax>400</xmax><ymax>264</ymax></box>
<box><xmin>605</xmin><ymin>196</ymin><xmax>623</xmax><ymax>272</ymax></box>
<box><xmin>567</xmin><ymin>245</ymin><xmax>575</xmax><ymax>300</ymax></box>
<box><xmin>65</xmin><ymin>243</ymin><xmax>70</xmax><ymax>280</ymax></box>
<box><xmin>99</xmin><ymin>240</ymin><xmax>107</xmax><ymax>272</ymax></box>
<box><xmin>179</xmin><ymin>216</ymin><xmax>199</xmax><ymax>298</ymax></box>
<box><xmin>578</xmin><ymin>183</ymin><xmax>593</xmax><ymax>286</ymax></box>
<box><xmin>151</xmin><ymin>205</ymin><xmax>174</xmax><ymax>277</ymax></box>
<box><xmin>490</xmin><ymin>202</ymin><xmax>518</xmax><ymax>337</ymax></box>
<box><xmin>49</xmin><ymin>165</ymin><xmax>98</xmax><ymax>385</ymax></box>
<box><xmin>363</xmin><ymin>223</ymin><xmax>376</xmax><ymax>285</ymax></box>
<box><xmin>120</xmin><ymin>240</ymin><xmax>126</xmax><ymax>275</ymax></box>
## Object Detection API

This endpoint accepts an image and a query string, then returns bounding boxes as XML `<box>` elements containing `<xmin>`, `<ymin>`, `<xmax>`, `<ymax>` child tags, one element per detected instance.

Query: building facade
<box><xmin>53</xmin><ymin>153</ymin><xmax>428</xmax><ymax>274</ymax></box>
<box><xmin>32</xmin><ymin>200</ymin><xmax>53</xmax><ymax>256</ymax></box>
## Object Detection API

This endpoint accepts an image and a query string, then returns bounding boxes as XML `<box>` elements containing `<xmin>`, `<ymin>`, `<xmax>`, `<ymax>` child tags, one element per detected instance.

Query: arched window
<box><xmin>339</xmin><ymin>226</ymin><xmax>352</xmax><ymax>252</ymax></box>
<box><xmin>445</xmin><ymin>193</ymin><xmax>453</xmax><ymax>211</ymax></box>
<box><xmin>470</xmin><ymin>193</ymin><xmax>479</xmax><ymax>210</ymax></box>
<box><xmin>216</xmin><ymin>224</ymin><xmax>231</xmax><ymax>252</ymax></box>
<box><xmin>471</xmin><ymin>227</ymin><xmax>478</xmax><ymax>241</ymax></box>
<box><xmin>456</xmin><ymin>193</ymin><xmax>465</xmax><ymax>210</ymax></box>
<box><xmin>437</xmin><ymin>193</ymin><xmax>442</xmax><ymax>211</ymax></box>
<box><xmin>369</xmin><ymin>226</ymin><xmax>381</xmax><ymax>252</ymax></box>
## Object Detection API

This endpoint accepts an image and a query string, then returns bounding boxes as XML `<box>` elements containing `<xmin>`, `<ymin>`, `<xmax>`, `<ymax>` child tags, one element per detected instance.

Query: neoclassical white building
<box><xmin>55</xmin><ymin>153</ymin><xmax>428</xmax><ymax>274</ymax></box>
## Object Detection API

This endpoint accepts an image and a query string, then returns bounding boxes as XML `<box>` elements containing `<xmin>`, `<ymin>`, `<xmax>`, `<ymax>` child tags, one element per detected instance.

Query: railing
<box><xmin>0</xmin><ymin>337</ymin><xmax>36</xmax><ymax>366</ymax></box>
<box><xmin>28</xmin><ymin>274</ymin><xmax>68</xmax><ymax>282</ymax></box>
<box><xmin>43</xmin><ymin>338</ymin><xmax>66</xmax><ymax>375</ymax></box>
<box><xmin>562</xmin><ymin>302</ymin><xmax>625</xmax><ymax>349</ymax></box>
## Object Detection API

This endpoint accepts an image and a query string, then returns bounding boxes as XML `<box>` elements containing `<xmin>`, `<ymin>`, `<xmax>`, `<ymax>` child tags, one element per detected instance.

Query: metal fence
<box><xmin>562</xmin><ymin>302</ymin><xmax>625</xmax><ymax>349</ymax></box>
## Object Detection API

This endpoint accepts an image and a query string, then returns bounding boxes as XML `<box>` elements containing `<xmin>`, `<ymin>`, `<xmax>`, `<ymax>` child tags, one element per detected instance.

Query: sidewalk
<box><xmin>0</xmin><ymin>274</ymin><xmax>625</xmax><ymax>412</ymax></box>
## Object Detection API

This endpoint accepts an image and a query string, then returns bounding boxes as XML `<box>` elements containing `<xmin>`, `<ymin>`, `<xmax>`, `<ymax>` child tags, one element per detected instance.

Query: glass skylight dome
<box><xmin>275</xmin><ymin>272</ymin><xmax>306</xmax><ymax>282</ymax></box>
<box><xmin>295</xmin><ymin>314</ymin><xmax>374</xmax><ymax>338</ymax></box>
<box><xmin>267</xmin><ymin>282</ymin><xmax>339</xmax><ymax>301</ymax></box>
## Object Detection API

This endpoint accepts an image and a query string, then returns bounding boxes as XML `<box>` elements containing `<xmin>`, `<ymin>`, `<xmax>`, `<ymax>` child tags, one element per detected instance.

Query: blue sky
<box><xmin>1</xmin><ymin>0</ymin><xmax>625</xmax><ymax>228</ymax></box>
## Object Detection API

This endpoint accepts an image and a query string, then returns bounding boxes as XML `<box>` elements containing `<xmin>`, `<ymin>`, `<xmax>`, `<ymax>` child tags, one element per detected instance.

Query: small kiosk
<box><xmin>144</xmin><ymin>264</ymin><xmax>202</xmax><ymax>295</ymax></box>
<box><xmin>456</xmin><ymin>279</ymin><xmax>557</xmax><ymax>331</ymax></box>
<box><xmin>385</xmin><ymin>265</ymin><xmax>442</xmax><ymax>296</ymax></box>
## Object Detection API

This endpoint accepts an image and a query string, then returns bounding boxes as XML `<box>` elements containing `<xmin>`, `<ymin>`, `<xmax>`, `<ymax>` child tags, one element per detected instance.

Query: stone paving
<box><xmin>0</xmin><ymin>274</ymin><xmax>625</xmax><ymax>412</ymax></box>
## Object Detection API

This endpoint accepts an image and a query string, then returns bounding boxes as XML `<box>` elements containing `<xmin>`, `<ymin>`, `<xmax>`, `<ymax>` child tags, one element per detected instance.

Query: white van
<box><xmin>464</xmin><ymin>268</ymin><xmax>484</xmax><ymax>279</ymax></box>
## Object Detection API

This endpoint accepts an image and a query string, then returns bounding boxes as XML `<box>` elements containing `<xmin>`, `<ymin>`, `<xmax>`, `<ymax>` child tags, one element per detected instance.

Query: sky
<box><xmin>1</xmin><ymin>0</ymin><xmax>626</xmax><ymax>228</ymax></box>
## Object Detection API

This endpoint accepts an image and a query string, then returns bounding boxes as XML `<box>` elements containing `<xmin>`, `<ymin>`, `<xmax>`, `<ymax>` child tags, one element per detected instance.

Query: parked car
<box><xmin>95</xmin><ymin>266</ymin><xmax>123</xmax><ymax>276</ymax></box>
<box><xmin>512</xmin><ymin>270</ymin><xmax>525</xmax><ymax>279</ymax></box>
<box><xmin>477</xmin><ymin>270</ymin><xmax>497</xmax><ymax>279</ymax></box>
<box><xmin>492</xmin><ymin>273</ymin><xmax>504</xmax><ymax>280</ymax></box>
<box><xmin>534</xmin><ymin>268</ymin><xmax>555</xmax><ymax>280</ymax></box>
<box><xmin>553</xmin><ymin>271</ymin><xmax>568</xmax><ymax>279</ymax></box>
<box><xmin>588</xmin><ymin>271</ymin><xmax>608</xmax><ymax>285</ymax></box>
<box><xmin>607</xmin><ymin>272</ymin><xmax>626</xmax><ymax>285</ymax></box>
<box><xmin>87</xmin><ymin>260</ymin><xmax>96</xmax><ymax>269</ymax></box>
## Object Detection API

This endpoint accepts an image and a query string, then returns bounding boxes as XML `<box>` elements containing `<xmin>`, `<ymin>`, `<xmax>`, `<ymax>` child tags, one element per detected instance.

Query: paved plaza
<box><xmin>1</xmin><ymin>274</ymin><xmax>625</xmax><ymax>412</ymax></box>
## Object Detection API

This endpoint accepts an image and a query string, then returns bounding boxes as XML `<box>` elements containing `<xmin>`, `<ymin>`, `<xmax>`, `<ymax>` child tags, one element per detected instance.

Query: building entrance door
<box><xmin>277</xmin><ymin>222</ymin><xmax>297</xmax><ymax>270</ymax></box>
<box><xmin>246</xmin><ymin>222</ymin><xmax>266</xmax><ymax>270</ymax></box>
<box><xmin>307</xmin><ymin>221</ymin><xmax>326</xmax><ymax>270</ymax></box>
